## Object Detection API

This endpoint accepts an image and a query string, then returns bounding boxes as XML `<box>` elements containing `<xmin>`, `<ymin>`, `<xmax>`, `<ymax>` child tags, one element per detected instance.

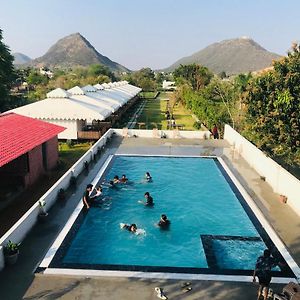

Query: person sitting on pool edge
<box><xmin>158</xmin><ymin>214</ymin><xmax>170</xmax><ymax>229</ymax></box>
<box><xmin>82</xmin><ymin>184</ymin><xmax>101</xmax><ymax>209</ymax></box>
<box><xmin>121</xmin><ymin>223</ymin><xmax>137</xmax><ymax>233</ymax></box>
<box><xmin>120</xmin><ymin>174</ymin><xmax>128</xmax><ymax>183</ymax></box>
<box><xmin>145</xmin><ymin>172</ymin><xmax>152</xmax><ymax>182</ymax></box>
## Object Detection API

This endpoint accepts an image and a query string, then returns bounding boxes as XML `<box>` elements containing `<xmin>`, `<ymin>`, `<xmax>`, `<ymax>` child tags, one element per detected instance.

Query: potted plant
<box><xmin>4</xmin><ymin>240</ymin><xmax>20</xmax><ymax>265</ymax></box>
<box><xmin>38</xmin><ymin>200</ymin><xmax>48</xmax><ymax>222</ymax></box>
<box><xmin>70</xmin><ymin>175</ymin><xmax>77</xmax><ymax>187</ymax></box>
<box><xmin>57</xmin><ymin>188</ymin><xmax>65</xmax><ymax>201</ymax></box>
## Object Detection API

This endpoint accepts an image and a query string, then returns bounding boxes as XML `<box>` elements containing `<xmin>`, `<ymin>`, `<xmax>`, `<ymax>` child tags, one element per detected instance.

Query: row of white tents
<box><xmin>10</xmin><ymin>81</ymin><xmax>141</xmax><ymax>139</ymax></box>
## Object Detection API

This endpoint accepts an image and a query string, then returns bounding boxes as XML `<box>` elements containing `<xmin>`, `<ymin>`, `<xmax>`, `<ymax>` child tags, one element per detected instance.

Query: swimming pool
<box><xmin>45</xmin><ymin>156</ymin><xmax>295</xmax><ymax>279</ymax></box>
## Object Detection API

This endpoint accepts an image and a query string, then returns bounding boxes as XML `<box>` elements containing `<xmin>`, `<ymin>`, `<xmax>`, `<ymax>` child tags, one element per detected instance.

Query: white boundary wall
<box><xmin>113</xmin><ymin>128</ymin><xmax>211</xmax><ymax>139</ymax></box>
<box><xmin>224</xmin><ymin>124</ymin><xmax>300</xmax><ymax>216</ymax></box>
<box><xmin>0</xmin><ymin>129</ymin><xmax>114</xmax><ymax>270</ymax></box>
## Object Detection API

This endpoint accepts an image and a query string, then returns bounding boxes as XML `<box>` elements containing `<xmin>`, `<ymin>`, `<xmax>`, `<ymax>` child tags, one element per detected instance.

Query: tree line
<box><xmin>172</xmin><ymin>48</ymin><xmax>300</xmax><ymax>169</ymax></box>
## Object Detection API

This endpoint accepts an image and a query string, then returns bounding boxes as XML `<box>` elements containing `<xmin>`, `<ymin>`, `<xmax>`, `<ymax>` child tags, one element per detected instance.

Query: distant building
<box><xmin>0</xmin><ymin>113</ymin><xmax>65</xmax><ymax>189</ymax></box>
<box><xmin>9</xmin><ymin>81</ymin><xmax>141</xmax><ymax>140</ymax></box>
<box><xmin>39</xmin><ymin>67</ymin><xmax>54</xmax><ymax>78</ymax></box>
<box><xmin>162</xmin><ymin>80</ymin><xmax>176</xmax><ymax>90</ymax></box>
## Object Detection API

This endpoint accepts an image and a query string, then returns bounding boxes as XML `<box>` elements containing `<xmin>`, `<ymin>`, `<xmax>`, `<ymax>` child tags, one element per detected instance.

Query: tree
<box><xmin>173</xmin><ymin>64</ymin><xmax>213</xmax><ymax>91</ymax></box>
<box><xmin>0</xmin><ymin>29</ymin><xmax>16</xmax><ymax>112</ymax></box>
<box><xmin>243</xmin><ymin>43</ymin><xmax>300</xmax><ymax>163</ymax></box>
<box><xmin>88</xmin><ymin>64</ymin><xmax>116</xmax><ymax>81</ymax></box>
<box><xmin>27</xmin><ymin>70</ymin><xmax>49</xmax><ymax>85</ymax></box>
<box><xmin>129</xmin><ymin>68</ymin><xmax>156</xmax><ymax>91</ymax></box>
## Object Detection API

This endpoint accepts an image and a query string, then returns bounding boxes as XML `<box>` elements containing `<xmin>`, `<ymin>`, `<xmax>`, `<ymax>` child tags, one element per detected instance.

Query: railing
<box><xmin>78</xmin><ymin>131</ymin><xmax>101</xmax><ymax>140</ymax></box>
<box><xmin>113</xmin><ymin>128</ymin><xmax>211</xmax><ymax>139</ymax></box>
<box><xmin>0</xmin><ymin>129</ymin><xmax>114</xmax><ymax>271</ymax></box>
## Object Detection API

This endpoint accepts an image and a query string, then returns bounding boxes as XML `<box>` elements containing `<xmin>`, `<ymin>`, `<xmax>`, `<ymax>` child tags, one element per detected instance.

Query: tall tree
<box><xmin>0</xmin><ymin>29</ymin><xmax>16</xmax><ymax>112</ymax></box>
<box><xmin>243</xmin><ymin>43</ymin><xmax>300</xmax><ymax>163</ymax></box>
<box><xmin>173</xmin><ymin>64</ymin><xmax>213</xmax><ymax>91</ymax></box>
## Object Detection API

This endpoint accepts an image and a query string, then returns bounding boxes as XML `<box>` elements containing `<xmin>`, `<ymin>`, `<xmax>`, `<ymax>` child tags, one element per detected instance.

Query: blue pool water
<box><xmin>62</xmin><ymin>156</ymin><xmax>274</xmax><ymax>271</ymax></box>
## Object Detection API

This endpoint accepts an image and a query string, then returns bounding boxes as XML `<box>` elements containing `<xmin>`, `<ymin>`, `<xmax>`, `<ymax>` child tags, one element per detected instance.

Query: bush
<box><xmin>193</xmin><ymin>121</ymin><xmax>202</xmax><ymax>130</ymax></box>
<box><xmin>66</xmin><ymin>139</ymin><xmax>73</xmax><ymax>148</ymax></box>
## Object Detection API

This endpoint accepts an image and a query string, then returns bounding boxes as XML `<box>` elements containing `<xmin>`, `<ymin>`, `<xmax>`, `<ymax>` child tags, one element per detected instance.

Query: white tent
<box><xmin>68</xmin><ymin>86</ymin><xmax>117</xmax><ymax>113</ymax></box>
<box><xmin>9</xmin><ymin>81</ymin><xmax>141</xmax><ymax>139</ymax></box>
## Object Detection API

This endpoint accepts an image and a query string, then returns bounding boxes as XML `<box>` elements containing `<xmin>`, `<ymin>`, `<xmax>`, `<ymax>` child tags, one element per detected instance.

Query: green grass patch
<box><xmin>139</xmin><ymin>91</ymin><xmax>159</xmax><ymax>99</ymax></box>
<box><xmin>58</xmin><ymin>142</ymin><xmax>92</xmax><ymax>169</ymax></box>
<box><xmin>136</xmin><ymin>94</ymin><xmax>197</xmax><ymax>130</ymax></box>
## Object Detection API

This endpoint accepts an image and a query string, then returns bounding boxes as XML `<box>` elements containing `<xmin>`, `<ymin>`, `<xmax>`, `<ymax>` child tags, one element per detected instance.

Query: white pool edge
<box><xmin>43</xmin><ymin>268</ymin><xmax>296</xmax><ymax>283</ymax></box>
<box><xmin>39</xmin><ymin>154</ymin><xmax>300</xmax><ymax>283</ymax></box>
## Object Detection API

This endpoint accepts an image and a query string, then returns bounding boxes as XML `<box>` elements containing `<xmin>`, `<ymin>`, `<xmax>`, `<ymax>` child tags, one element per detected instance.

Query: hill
<box><xmin>28</xmin><ymin>33</ymin><xmax>129</xmax><ymax>72</ymax></box>
<box><xmin>164</xmin><ymin>37</ymin><xmax>281</xmax><ymax>75</ymax></box>
<box><xmin>13</xmin><ymin>52</ymin><xmax>31</xmax><ymax>65</ymax></box>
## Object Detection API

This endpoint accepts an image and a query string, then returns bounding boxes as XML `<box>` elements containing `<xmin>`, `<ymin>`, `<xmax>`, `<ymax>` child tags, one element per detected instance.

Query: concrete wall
<box><xmin>113</xmin><ymin>128</ymin><xmax>211</xmax><ymax>139</ymax></box>
<box><xmin>0</xmin><ymin>129</ymin><xmax>113</xmax><ymax>271</ymax></box>
<box><xmin>24</xmin><ymin>145</ymin><xmax>44</xmax><ymax>186</ymax></box>
<box><xmin>0</xmin><ymin>247</ymin><xmax>3</xmax><ymax>270</ymax></box>
<box><xmin>46</xmin><ymin>137</ymin><xmax>59</xmax><ymax>170</ymax></box>
<box><xmin>224</xmin><ymin>124</ymin><xmax>300</xmax><ymax>216</ymax></box>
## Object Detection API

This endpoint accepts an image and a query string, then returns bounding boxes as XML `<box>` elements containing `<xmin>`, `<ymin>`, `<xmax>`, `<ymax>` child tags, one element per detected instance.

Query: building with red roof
<box><xmin>0</xmin><ymin>113</ymin><xmax>65</xmax><ymax>193</ymax></box>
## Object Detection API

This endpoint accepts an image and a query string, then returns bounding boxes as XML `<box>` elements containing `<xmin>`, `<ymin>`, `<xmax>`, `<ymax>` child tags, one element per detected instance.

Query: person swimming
<box><xmin>113</xmin><ymin>175</ymin><xmax>120</xmax><ymax>184</ymax></box>
<box><xmin>158</xmin><ymin>214</ymin><xmax>171</xmax><ymax>229</ymax></box>
<box><xmin>121</xmin><ymin>223</ymin><xmax>137</xmax><ymax>233</ymax></box>
<box><xmin>120</xmin><ymin>223</ymin><xmax>146</xmax><ymax>235</ymax></box>
<box><xmin>145</xmin><ymin>172</ymin><xmax>152</xmax><ymax>182</ymax></box>
<box><xmin>120</xmin><ymin>174</ymin><xmax>128</xmax><ymax>183</ymax></box>
<box><xmin>138</xmin><ymin>192</ymin><xmax>154</xmax><ymax>206</ymax></box>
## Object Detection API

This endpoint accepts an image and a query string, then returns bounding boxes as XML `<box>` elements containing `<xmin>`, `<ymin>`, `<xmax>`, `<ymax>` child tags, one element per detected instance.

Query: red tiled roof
<box><xmin>0</xmin><ymin>113</ymin><xmax>65</xmax><ymax>167</ymax></box>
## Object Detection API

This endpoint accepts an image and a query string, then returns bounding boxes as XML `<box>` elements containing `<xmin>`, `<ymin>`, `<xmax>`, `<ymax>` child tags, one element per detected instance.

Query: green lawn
<box><xmin>139</xmin><ymin>91</ymin><xmax>159</xmax><ymax>99</ymax></box>
<box><xmin>58</xmin><ymin>142</ymin><xmax>92</xmax><ymax>169</ymax></box>
<box><xmin>135</xmin><ymin>93</ymin><xmax>197</xmax><ymax>130</ymax></box>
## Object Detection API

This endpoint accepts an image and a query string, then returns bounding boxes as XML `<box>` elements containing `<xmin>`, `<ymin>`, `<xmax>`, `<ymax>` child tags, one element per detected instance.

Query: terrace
<box><xmin>0</xmin><ymin>128</ymin><xmax>299</xmax><ymax>300</ymax></box>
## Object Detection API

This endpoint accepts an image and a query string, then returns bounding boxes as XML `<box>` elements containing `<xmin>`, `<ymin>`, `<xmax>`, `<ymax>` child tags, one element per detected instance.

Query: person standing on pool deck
<box><xmin>212</xmin><ymin>124</ymin><xmax>219</xmax><ymax>139</ymax></box>
<box><xmin>253</xmin><ymin>249</ymin><xmax>282</xmax><ymax>300</ymax></box>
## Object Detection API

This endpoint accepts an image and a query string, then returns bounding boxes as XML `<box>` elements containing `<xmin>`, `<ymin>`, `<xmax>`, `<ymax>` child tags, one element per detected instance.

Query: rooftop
<box><xmin>0</xmin><ymin>113</ymin><xmax>65</xmax><ymax>167</ymax></box>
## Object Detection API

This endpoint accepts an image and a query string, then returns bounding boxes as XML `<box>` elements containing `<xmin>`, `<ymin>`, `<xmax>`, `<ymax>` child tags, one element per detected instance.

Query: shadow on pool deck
<box><xmin>1</xmin><ymin>136</ymin><xmax>299</xmax><ymax>300</ymax></box>
<box><xmin>23</xmin><ymin>275</ymin><xmax>281</xmax><ymax>300</ymax></box>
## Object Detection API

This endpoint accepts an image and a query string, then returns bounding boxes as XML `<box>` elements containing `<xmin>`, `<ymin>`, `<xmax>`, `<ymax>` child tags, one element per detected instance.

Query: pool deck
<box><xmin>1</xmin><ymin>136</ymin><xmax>299</xmax><ymax>299</ymax></box>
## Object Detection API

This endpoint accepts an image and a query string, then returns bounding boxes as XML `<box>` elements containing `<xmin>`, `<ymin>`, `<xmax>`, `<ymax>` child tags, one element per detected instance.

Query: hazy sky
<box><xmin>1</xmin><ymin>0</ymin><xmax>299</xmax><ymax>70</ymax></box>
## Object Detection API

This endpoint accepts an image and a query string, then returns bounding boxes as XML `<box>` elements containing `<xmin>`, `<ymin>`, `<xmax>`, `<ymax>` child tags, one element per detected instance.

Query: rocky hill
<box><xmin>13</xmin><ymin>52</ymin><xmax>31</xmax><ymax>65</ymax></box>
<box><xmin>27</xmin><ymin>33</ymin><xmax>129</xmax><ymax>72</ymax></box>
<box><xmin>165</xmin><ymin>37</ymin><xmax>281</xmax><ymax>75</ymax></box>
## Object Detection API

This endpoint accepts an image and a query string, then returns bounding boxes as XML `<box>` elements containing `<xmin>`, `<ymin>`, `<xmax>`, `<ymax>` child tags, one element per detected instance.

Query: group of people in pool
<box><xmin>82</xmin><ymin>171</ymin><xmax>171</xmax><ymax>233</ymax></box>
<box><xmin>121</xmin><ymin>214</ymin><xmax>171</xmax><ymax>234</ymax></box>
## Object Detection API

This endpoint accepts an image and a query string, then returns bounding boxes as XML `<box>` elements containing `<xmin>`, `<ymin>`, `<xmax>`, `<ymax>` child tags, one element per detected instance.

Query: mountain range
<box><xmin>164</xmin><ymin>37</ymin><xmax>281</xmax><ymax>75</ymax></box>
<box><xmin>24</xmin><ymin>33</ymin><xmax>129</xmax><ymax>72</ymax></box>
<box><xmin>14</xmin><ymin>34</ymin><xmax>281</xmax><ymax>75</ymax></box>
<box><xmin>13</xmin><ymin>52</ymin><xmax>32</xmax><ymax>65</ymax></box>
